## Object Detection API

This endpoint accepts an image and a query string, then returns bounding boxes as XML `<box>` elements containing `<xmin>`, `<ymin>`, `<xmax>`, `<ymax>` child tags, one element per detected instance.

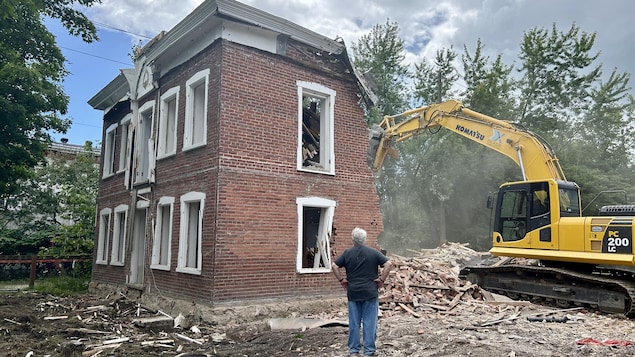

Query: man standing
<box><xmin>332</xmin><ymin>227</ymin><xmax>392</xmax><ymax>356</ymax></box>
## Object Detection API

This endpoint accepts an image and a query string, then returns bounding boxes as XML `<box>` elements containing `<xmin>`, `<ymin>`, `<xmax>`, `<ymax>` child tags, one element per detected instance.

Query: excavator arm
<box><xmin>368</xmin><ymin>99</ymin><xmax>567</xmax><ymax>181</ymax></box>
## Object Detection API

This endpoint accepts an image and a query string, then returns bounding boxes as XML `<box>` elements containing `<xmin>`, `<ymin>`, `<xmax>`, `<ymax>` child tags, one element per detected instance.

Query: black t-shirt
<box><xmin>334</xmin><ymin>245</ymin><xmax>389</xmax><ymax>301</ymax></box>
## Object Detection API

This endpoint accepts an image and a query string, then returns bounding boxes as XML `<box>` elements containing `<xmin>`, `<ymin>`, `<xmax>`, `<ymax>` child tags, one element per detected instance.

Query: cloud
<box><xmin>85</xmin><ymin>0</ymin><xmax>634</xmax><ymax>89</ymax></box>
<box><xmin>88</xmin><ymin>0</ymin><xmax>205</xmax><ymax>38</ymax></box>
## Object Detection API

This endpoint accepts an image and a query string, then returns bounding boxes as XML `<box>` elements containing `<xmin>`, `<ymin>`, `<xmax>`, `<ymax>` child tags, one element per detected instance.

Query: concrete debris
<box><xmin>268</xmin><ymin>317</ymin><xmax>348</xmax><ymax>331</ymax></box>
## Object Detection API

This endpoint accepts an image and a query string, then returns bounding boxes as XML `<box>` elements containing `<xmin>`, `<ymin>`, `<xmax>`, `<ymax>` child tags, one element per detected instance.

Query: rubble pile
<box><xmin>380</xmin><ymin>242</ymin><xmax>495</xmax><ymax>317</ymax></box>
<box><xmin>25</xmin><ymin>293</ymin><xmax>218</xmax><ymax>356</ymax></box>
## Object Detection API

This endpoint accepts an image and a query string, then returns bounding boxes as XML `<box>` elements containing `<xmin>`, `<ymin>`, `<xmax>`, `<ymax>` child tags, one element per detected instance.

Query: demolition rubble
<box><xmin>2</xmin><ymin>243</ymin><xmax>635</xmax><ymax>356</ymax></box>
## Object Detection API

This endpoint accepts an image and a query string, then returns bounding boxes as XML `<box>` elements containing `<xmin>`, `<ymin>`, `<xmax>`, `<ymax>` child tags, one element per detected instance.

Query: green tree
<box><xmin>0</xmin><ymin>142</ymin><xmax>98</xmax><ymax>256</ymax></box>
<box><xmin>0</xmin><ymin>0</ymin><xmax>99</xmax><ymax>196</ymax></box>
<box><xmin>516</xmin><ymin>23</ymin><xmax>600</xmax><ymax>138</ymax></box>
<box><xmin>413</xmin><ymin>47</ymin><xmax>459</xmax><ymax>104</ymax></box>
<box><xmin>462</xmin><ymin>39</ymin><xmax>516</xmax><ymax>119</ymax></box>
<box><xmin>352</xmin><ymin>19</ymin><xmax>410</xmax><ymax>125</ymax></box>
<box><xmin>404</xmin><ymin>47</ymin><xmax>461</xmax><ymax>246</ymax></box>
<box><xmin>352</xmin><ymin>19</ymin><xmax>412</xmax><ymax>252</ymax></box>
<box><xmin>516</xmin><ymin>23</ymin><xmax>635</xmax><ymax>211</ymax></box>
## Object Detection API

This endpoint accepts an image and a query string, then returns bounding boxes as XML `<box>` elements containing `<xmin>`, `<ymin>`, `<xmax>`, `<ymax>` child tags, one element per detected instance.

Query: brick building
<box><xmin>88</xmin><ymin>0</ymin><xmax>382</xmax><ymax>305</ymax></box>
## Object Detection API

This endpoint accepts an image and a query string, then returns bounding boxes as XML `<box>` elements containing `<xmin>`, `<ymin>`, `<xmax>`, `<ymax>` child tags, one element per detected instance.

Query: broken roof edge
<box><xmin>89</xmin><ymin>0</ymin><xmax>374</xmax><ymax>112</ymax></box>
<box><xmin>340</xmin><ymin>47</ymin><xmax>378</xmax><ymax>108</ymax></box>
<box><xmin>87</xmin><ymin>70</ymin><xmax>131</xmax><ymax>111</ymax></box>
<box><xmin>214</xmin><ymin>0</ymin><xmax>344</xmax><ymax>54</ymax></box>
<box><xmin>142</xmin><ymin>0</ymin><xmax>345</xmax><ymax>64</ymax></box>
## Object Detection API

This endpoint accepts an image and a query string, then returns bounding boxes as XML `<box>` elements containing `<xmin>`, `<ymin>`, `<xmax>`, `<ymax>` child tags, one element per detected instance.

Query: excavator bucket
<box><xmin>367</xmin><ymin>124</ymin><xmax>384</xmax><ymax>169</ymax></box>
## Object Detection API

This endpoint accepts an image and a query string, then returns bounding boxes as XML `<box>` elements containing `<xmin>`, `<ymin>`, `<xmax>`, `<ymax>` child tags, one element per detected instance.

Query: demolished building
<box><xmin>87</xmin><ymin>0</ymin><xmax>382</xmax><ymax>305</ymax></box>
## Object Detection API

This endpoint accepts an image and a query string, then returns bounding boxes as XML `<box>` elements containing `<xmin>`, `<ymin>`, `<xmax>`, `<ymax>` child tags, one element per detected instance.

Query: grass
<box><xmin>31</xmin><ymin>275</ymin><xmax>90</xmax><ymax>296</ymax></box>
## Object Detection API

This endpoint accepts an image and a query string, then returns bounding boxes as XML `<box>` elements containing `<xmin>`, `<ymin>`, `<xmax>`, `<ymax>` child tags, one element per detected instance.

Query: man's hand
<box><xmin>374</xmin><ymin>278</ymin><xmax>384</xmax><ymax>289</ymax></box>
<box><xmin>340</xmin><ymin>279</ymin><xmax>348</xmax><ymax>290</ymax></box>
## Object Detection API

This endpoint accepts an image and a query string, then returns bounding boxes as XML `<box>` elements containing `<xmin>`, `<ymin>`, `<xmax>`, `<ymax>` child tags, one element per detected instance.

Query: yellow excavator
<box><xmin>368</xmin><ymin>99</ymin><xmax>635</xmax><ymax>315</ymax></box>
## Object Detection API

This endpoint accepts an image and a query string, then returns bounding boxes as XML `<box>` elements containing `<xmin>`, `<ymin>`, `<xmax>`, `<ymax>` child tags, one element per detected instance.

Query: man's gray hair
<box><xmin>351</xmin><ymin>227</ymin><xmax>367</xmax><ymax>245</ymax></box>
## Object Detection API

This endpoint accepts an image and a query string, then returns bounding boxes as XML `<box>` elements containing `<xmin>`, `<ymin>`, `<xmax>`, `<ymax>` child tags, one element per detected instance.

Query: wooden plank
<box><xmin>398</xmin><ymin>303</ymin><xmax>422</xmax><ymax>318</ymax></box>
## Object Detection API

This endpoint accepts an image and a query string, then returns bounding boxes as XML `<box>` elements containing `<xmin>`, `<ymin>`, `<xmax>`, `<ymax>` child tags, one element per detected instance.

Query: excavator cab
<box><xmin>492</xmin><ymin>179</ymin><xmax>581</xmax><ymax>246</ymax></box>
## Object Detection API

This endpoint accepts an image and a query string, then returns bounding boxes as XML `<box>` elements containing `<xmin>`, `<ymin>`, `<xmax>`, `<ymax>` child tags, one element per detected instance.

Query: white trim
<box><xmin>135</xmin><ymin>100</ymin><xmax>156</xmax><ymax>184</ymax></box>
<box><xmin>110</xmin><ymin>204</ymin><xmax>129</xmax><ymax>266</ymax></box>
<box><xmin>102</xmin><ymin>123</ymin><xmax>117</xmax><ymax>178</ymax></box>
<box><xmin>151</xmin><ymin>196</ymin><xmax>174</xmax><ymax>270</ymax></box>
<box><xmin>296</xmin><ymin>197</ymin><xmax>336</xmax><ymax>273</ymax></box>
<box><xmin>177</xmin><ymin>192</ymin><xmax>205</xmax><ymax>275</ymax></box>
<box><xmin>96</xmin><ymin>208</ymin><xmax>112</xmax><ymax>265</ymax></box>
<box><xmin>183</xmin><ymin>69</ymin><xmax>210</xmax><ymax>151</ymax></box>
<box><xmin>117</xmin><ymin>115</ymin><xmax>132</xmax><ymax>174</ymax></box>
<box><xmin>158</xmin><ymin>87</ymin><xmax>180</xmax><ymax>159</ymax></box>
<box><xmin>296</xmin><ymin>81</ymin><xmax>336</xmax><ymax>175</ymax></box>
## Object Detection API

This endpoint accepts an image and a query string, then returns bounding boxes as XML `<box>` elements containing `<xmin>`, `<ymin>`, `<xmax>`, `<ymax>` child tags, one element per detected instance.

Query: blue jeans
<box><xmin>347</xmin><ymin>298</ymin><xmax>379</xmax><ymax>355</ymax></box>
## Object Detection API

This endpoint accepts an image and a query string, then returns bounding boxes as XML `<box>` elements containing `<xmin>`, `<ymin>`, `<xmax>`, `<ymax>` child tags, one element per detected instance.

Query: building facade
<box><xmin>88</xmin><ymin>0</ymin><xmax>382</xmax><ymax>304</ymax></box>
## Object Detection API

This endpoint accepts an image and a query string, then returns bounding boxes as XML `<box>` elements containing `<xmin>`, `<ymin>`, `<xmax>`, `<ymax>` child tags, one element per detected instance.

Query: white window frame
<box><xmin>96</xmin><ymin>208</ymin><xmax>112</xmax><ymax>265</ymax></box>
<box><xmin>296</xmin><ymin>197</ymin><xmax>336</xmax><ymax>273</ymax></box>
<box><xmin>110</xmin><ymin>204</ymin><xmax>128</xmax><ymax>266</ymax></box>
<box><xmin>296</xmin><ymin>81</ymin><xmax>336</xmax><ymax>175</ymax></box>
<box><xmin>117</xmin><ymin>115</ymin><xmax>132</xmax><ymax>173</ymax></box>
<box><xmin>183</xmin><ymin>69</ymin><xmax>209</xmax><ymax>151</ymax></box>
<box><xmin>152</xmin><ymin>196</ymin><xmax>174</xmax><ymax>270</ymax></box>
<box><xmin>135</xmin><ymin>101</ymin><xmax>155</xmax><ymax>184</ymax></box>
<box><xmin>102</xmin><ymin>123</ymin><xmax>117</xmax><ymax>178</ymax></box>
<box><xmin>158</xmin><ymin>87</ymin><xmax>179</xmax><ymax>159</ymax></box>
<box><xmin>176</xmin><ymin>192</ymin><xmax>205</xmax><ymax>275</ymax></box>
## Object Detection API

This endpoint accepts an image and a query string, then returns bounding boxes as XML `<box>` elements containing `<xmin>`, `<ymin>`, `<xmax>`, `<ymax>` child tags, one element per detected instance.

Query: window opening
<box><xmin>96</xmin><ymin>208</ymin><xmax>112</xmax><ymax>264</ymax></box>
<box><xmin>158</xmin><ymin>87</ymin><xmax>179</xmax><ymax>158</ymax></box>
<box><xmin>110</xmin><ymin>205</ymin><xmax>128</xmax><ymax>266</ymax></box>
<box><xmin>177</xmin><ymin>192</ymin><xmax>204</xmax><ymax>275</ymax></box>
<box><xmin>135</xmin><ymin>101</ymin><xmax>154</xmax><ymax>183</ymax></box>
<box><xmin>103</xmin><ymin>124</ymin><xmax>117</xmax><ymax>178</ymax></box>
<box><xmin>296</xmin><ymin>197</ymin><xmax>335</xmax><ymax>273</ymax></box>
<box><xmin>152</xmin><ymin>197</ymin><xmax>174</xmax><ymax>270</ymax></box>
<box><xmin>118</xmin><ymin>115</ymin><xmax>131</xmax><ymax>173</ymax></box>
<box><xmin>297</xmin><ymin>82</ymin><xmax>335</xmax><ymax>175</ymax></box>
<box><xmin>184</xmin><ymin>69</ymin><xmax>209</xmax><ymax>150</ymax></box>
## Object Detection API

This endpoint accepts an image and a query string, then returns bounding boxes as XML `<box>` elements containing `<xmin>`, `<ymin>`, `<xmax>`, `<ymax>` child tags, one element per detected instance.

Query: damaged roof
<box><xmin>88</xmin><ymin>0</ymin><xmax>375</xmax><ymax>111</ymax></box>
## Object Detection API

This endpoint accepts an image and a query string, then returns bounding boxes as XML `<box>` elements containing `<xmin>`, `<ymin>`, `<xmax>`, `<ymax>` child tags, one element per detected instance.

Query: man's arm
<box><xmin>331</xmin><ymin>262</ymin><xmax>345</xmax><ymax>282</ymax></box>
<box><xmin>332</xmin><ymin>262</ymin><xmax>348</xmax><ymax>290</ymax></box>
<box><xmin>379</xmin><ymin>260</ymin><xmax>392</xmax><ymax>283</ymax></box>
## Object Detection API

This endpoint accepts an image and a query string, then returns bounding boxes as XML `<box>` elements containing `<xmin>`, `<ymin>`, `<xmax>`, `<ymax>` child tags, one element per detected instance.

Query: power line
<box><xmin>92</xmin><ymin>20</ymin><xmax>154</xmax><ymax>40</ymax></box>
<box><xmin>71</xmin><ymin>122</ymin><xmax>103</xmax><ymax>129</ymax></box>
<box><xmin>58</xmin><ymin>19</ymin><xmax>152</xmax><ymax>66</ymax></box>
<box><xmin>60</xmin><ymin>46</ymin><xmax>132</xmax><ymax>66</ymax></box>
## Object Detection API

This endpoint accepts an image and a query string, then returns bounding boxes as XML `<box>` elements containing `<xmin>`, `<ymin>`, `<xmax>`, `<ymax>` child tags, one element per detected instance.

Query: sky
<box><xmin>49</xmin><ymin>0</ymin><xmax>635</xmax><ymax>146</ymax></box>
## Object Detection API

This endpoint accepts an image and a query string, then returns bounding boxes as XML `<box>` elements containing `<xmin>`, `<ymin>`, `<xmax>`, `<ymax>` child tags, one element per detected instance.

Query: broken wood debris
<box><xmin>29</xmin><ymin>292</ymin><xmax>216</xmax><ymax>355</ymax></box>
<box><xmin>379</xmin><ymin>242</ymin><xmax>489</xmax><ymax>317</ymax></box>
<box><xmin>479</xmin><ymin>307</ymin><xmax>584</xmax><ymax>327</ymax></box>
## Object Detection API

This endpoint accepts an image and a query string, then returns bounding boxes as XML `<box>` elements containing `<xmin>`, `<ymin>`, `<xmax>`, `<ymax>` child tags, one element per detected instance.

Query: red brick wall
<box><xmin>210</xmin><ymin>40</ymin><xmax>383</xmax><ymax>301</ymax></box>
<box><xmin>92</xmin><ymin>101</ymin><xmax>134</xmax><ymax>284</ymax></box>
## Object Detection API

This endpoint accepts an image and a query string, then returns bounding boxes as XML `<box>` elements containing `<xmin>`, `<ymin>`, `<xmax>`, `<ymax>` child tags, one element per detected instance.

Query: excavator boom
<box><xmin>369</xmin><ymin>99</ymin><xmax>567</xmax><ymax>181</ymax></box>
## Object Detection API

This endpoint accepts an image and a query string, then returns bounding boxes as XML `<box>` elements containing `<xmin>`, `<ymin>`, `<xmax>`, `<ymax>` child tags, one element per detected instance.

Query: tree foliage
<box><xmin>413</xmin><ymin>47</ymin><xmax>459</xmax><ymax>104</ymax></box>
<box><xmin>0</xmin><ymin>0</ymin><xmax>99</xmax><ymax>196</ymax></box>
<box><xmin>516</xmin><ymin>23</ymin><xmax>600</xmax><ymax>136</ymax></box>
<box><xmin>0</xmin><ymin>142</ymin><xmax>98</xmax><ymax>256</ymax></box>
<box><xmin>352</xmin><ymin>19</ymin><xmax>410</xmax><ymax>125</ymax></box>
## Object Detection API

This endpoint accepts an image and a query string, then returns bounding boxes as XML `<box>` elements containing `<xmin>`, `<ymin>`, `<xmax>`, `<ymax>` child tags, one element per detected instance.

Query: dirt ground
<box><xmin>2</xmin><ymin>289</ymin><xmax>635</xmax><ymax>357</ymax></box>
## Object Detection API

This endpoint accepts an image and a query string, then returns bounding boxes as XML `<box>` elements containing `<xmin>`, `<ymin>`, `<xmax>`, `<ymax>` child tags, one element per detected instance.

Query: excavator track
<box><xmin>460</xmin><ymin>264</ymin><xmax>635</xmax><ymax>317</ymax></box>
